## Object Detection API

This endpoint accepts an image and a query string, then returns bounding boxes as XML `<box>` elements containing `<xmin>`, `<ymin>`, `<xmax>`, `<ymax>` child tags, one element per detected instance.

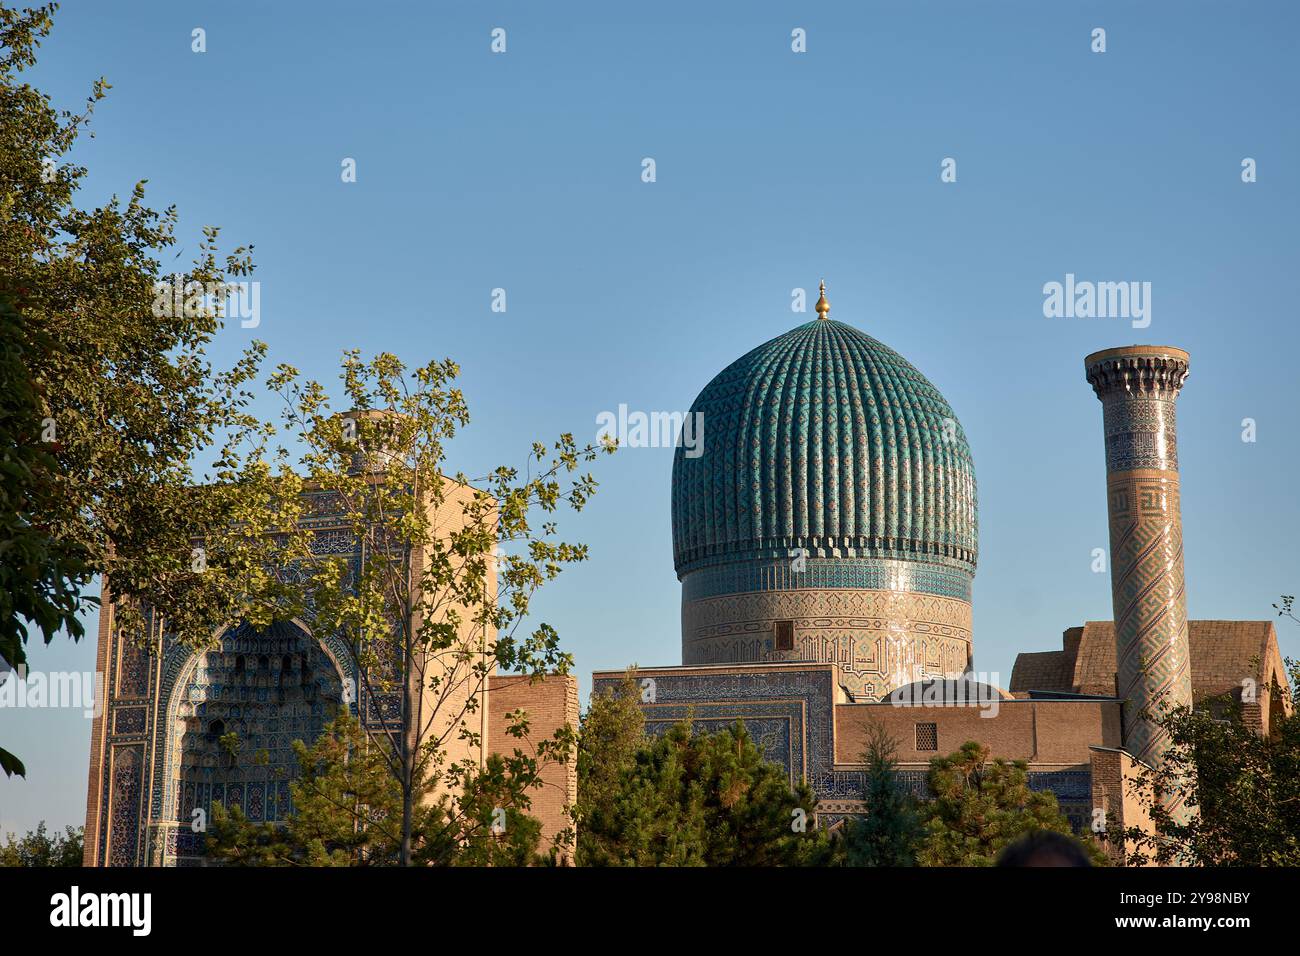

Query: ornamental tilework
<box><xmin>150</xmin><ymin>618</ymin><xmax>354</xmax><ymax>820</ymax></box>
<box><xmin>112</xmin><ymin>707</ymin><xmax>146</xmax><ymax>735</ymax></box>
<box><xmin>1104</xmin><ymin>473</ymin><xmax>1193</xmax><ymax>801</ymax></box>
<box><xmin>107</xmin><ymin>745</ymin><xmax>143</xmax><ymax>866</ymax></box>
<box><xmin>310</xmin><ymin>528</ymin><xmax>360</xmax><ymax>555</ymax></box>
<box><xmin>671</xmin><ymin>318</ymin><xmax>980</xmax><ymax>701</ymax></box>
<box><xmin>595</xmin><ymin>666</ymin><xmax>1094</xmax><ymax>832</ymax></box>
<box><xmin>646</xmin><ymin>710</ymin><xmax>802</xmax><ymax>777</ymax></box>
<box><xmin>90</xmin><ymin>602</ymin><xmax>362</xmax><ymax>865</ymax></box>
<box><xmin>87</xmin><ymin>483</ymin><xmax>518</xmax><ymax>867</ymax></box>
<box><xmin>671</xmin><ymin>320</ymin><xmax>978</xmax><ymax>578</ymax></box>
<box><xmin>1101</xmin><ymin>397</ymin><xmax>1180</xmax><ymax>471</ymax></box>
<box><xmin>594</xmin><ymin>667</ymin><xmax>836</xmax><ymax>785</ymax></box>
<box><xmin>1087</xmin><ymin>348</ymin><xmax>1194</xmax><ymax>828</ymax></box>
<box><xmin>682</xmin><ymin>586</ymin><xmax>972</xmax><ymax>699</ymax></box>
<box><xmin>95</xmin><ymin>625</ymin><xmax>158</xmax><ymax>865</ymax></box>
<box><xmin>115</xmin><ymin>638</ymin><xmax>151</xmax><ymax>698</ymax></box>
<box><xmin>603</xmin><ymin>666</ymin><xmax>871</xmax><ymax>813</ymax></box>
<box><xmin>1027</xmin><ymin>770</ymin><xmax>1093</xmax><ymax>833</ymax></box>
<box><xmin>683</xmin><ymin>557</ymin><xmax>973</xmax><ymax>602</ymax></box>
<box><xmin>170</xmin><ymin>620</ymin><xmax>345</xmax><ymax>834</ymax></box>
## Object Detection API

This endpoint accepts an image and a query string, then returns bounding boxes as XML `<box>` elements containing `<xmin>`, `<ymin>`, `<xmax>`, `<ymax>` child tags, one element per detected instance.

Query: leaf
<box><xmin>0</xmin><ymin>746</ymin><xmax>27</xmax><ymax>778</ymax></box>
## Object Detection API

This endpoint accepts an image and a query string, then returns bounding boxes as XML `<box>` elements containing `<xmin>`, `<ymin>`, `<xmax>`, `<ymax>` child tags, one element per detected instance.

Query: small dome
<box><xmin>671</xmin><ymin>318</ymin><xmax>978</xmax><ymax>578</ymax></box>
<box><xmin>886</xmin><ymin>676</ymin><xmax>1009</xmax><ymax>706</ymax></box>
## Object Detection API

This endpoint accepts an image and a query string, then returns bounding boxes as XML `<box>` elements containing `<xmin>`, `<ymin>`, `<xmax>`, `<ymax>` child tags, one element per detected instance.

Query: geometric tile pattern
<box><xmin>593</xmin><ymin>665</ymin><xmax>844</xmax><ymax>804</ymax></box>
<box><xmin>106</xmin><ymin>745</ymin><xmax>143</xmax><ymax>867</ymax></box>
<box><xmin>89</xmin><ymin>490</ymin><xmax>367</xmax><ymax>866</ymax></box>
<box><xmin>593</xmin><ymin>664</ymin><xmax>1092</xmax><ymax>831</ymax></box>
<box><xmin>1087</xmin><ymin>347</ymin><xmax>1194</xmax><ymax>825</ymax></box>
<box><xmin>1105</xmin><ymin>473</ymin><xmax>1194</xmax><ymax>794</ymax></box>
<box><xmin>671</xmin><ymin>318</ymin><xmax>978</xmax><ymax>578</ymax></box>
<box><xmin>682</xmin><ymin>586</ymin><xmax>972</xmax><ymax>700</ymax></box>
<box><xmin>1102</xmin><ymin>395</ymin><xmax>1180</xmax><ymax>471</ymax></box>
<box><xmin>88</xmin><ymin>486</ymin><xmax>497</xmax><ymax>866</ymax></box>
<box><xmin>166</xmin><ymin>620</ymin><xmax>346</xmax><ymax>864</ymax></box>
<box><xmin>670</xmin><ymin>315</ymin><xmax>979</xmax><ymax>700</ymax></box>
<box><xmin>682</xmin><ymin>557</ymin><xmax>973</xmax><ymax>602</ymax></box>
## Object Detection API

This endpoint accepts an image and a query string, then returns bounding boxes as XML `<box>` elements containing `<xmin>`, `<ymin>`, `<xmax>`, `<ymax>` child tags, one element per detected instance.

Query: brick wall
<box><xmin>833</xmin><ymin>699</ymin><xmax>1122</xmax><ymax>767</ymax></box>
<box><xmin>82</xmin><ymin>590</ymin><xmax>114</xmax><ymax>866</ymax></box>
<box><xmin>1089</xmin><ymin>746</ymin><xmax>1155</xmax><ymax>865</ymax></box>
<box><xmin>1014</xmin><ymin>621</ymin><xmax>1293</xmax><ymax>734</ymax></box>
<box><xmin>487</xmin><ymin>674</ymin><xmax>579</xmax><ymax>863</ymax></box>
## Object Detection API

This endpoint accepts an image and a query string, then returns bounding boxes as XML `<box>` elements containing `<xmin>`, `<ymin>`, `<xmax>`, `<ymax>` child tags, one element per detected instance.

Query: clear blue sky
<box><xmin>4</xmin><ymin>0</ymin><xmax>1298</xmax><ymax>837</ymax></box>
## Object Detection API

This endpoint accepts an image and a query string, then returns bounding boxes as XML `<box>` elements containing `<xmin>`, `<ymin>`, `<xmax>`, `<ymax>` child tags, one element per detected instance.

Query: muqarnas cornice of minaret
<box><xmin>1084</xmin><ymin>346</ymin><xmax>1190</xmax><ymax>401</ymax></box>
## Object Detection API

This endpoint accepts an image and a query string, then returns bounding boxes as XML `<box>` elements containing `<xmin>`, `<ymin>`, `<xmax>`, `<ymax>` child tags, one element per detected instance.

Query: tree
<box><xmin>204</xmin><ymin>711</ymin><xmax>550</xmax><ymax>866</ymax></box>
<box><xmin>573</xmin><ymin>670</ymin><xmax>646</xmax><ymax>865</ymax></box>
<box><xmin>255</xmin><ymin>354</ymin><xmax>610</xmax><ymax>865</ymax></box>
<box><xmin>0</xmin><ymin>821</ymin><xmax>83</xmax><ymax>866</ymax></box>
<box><xmin>429</xmin><ymin>754</ymin><xmax>548</xmax><ymax>867</ymax></box>
<box><xmin>841</xmin><ymin>723</ymin><xmax>922</xmax><ymax>866</ymax></box>
<box><xmin>917</xmin><ymin>741</ymin><xmax>1105</xmax><ymax>867</ymax></box>
<box><xmin>2</xmin><ymin>1</ymin><xmax>299</xmax><ymax>772</ymax></box>
<box><xmin>206</xmin><ymin>711</ymin><xmax>406</xmax><ymax>866</ymax></box>
<box><xmin>579</xmin><ymin>719</ymin><xmax>832</xmax><ymax>866</ymax></box>
<box><xmin>1119</xmin><ymin>657</ymin><xmax>1300</xmax><ymax>866</ymax></box>
<box><xmin>3</xmin><ymin>1</ymin><xmax>607</xmax><ymax>843</ymax></box>
<box><xmin>0</xmin><ymin>294</ymin><xmax>85</xmax><ymax>776</ymax></box>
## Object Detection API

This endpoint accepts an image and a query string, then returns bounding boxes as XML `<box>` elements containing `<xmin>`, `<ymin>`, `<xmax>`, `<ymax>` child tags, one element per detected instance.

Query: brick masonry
<box><xmin>1011</xmin><ymin>621</ymin><xmax>1291</xmax><ymax>736</ymax></box>
<box><xmin>487</xmin><ymin>674</ymin><xmax>579</xmax><ymax>861</ymax></box>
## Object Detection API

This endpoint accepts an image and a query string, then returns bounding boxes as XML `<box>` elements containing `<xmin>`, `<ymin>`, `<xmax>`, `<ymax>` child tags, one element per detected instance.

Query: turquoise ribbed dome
<box><xmin>671</xmin><ymin>318</ymin><xmax>978</xmax><ymax>578</ymax></box>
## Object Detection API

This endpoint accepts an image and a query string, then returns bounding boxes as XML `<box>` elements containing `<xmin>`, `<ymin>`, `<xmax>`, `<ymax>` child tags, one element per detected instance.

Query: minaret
<box><xmin>1085</xmin><ymin>345</ymin><xmax>1195</xmax><ymax>824</ymax></box>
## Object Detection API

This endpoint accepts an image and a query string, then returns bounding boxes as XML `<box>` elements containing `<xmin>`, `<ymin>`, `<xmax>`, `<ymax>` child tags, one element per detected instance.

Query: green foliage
<box><xmin>258</xmin><ymin>353</ymin><xmax>608</xmax><ymax>864</ymax></box>
<box><xmin>841</xmin><ymin>723</ymin><xmax>922</xmax><ymax>866</ymax></box>
<box><xmin>0</xmin><ymin>292</ymin><xmax>83</xmax><ymax>777</ymax></box>
<box><xmin>917</xmin><ymin>740</ymin><xmax>1105</xmax><ymax>866</ymax></box>
<box><xmin>0</xmin><ymin>820</ymin><xmax>83</xmax><ymax>866</ymax></box>
<box><xmin>206</xmin><ymin>712</ymin><xmax>407</xmax><ymax>866</ymax></box>
<box><xmin>1</xmin><ymin>2</ymin><xmax>608</xmax><ymax>840</ymax></box>
<box><xmin>579</xmin><ymin>718</ymin><xmax>832</xmax><ymax>866</ymax></box>
<box><xmin>204</xmin><ymin>712</ymin><xmax>552</xmax><ymax>866</ymax></box>
<box><xmin>0</xmin><ymin>295</ymin><xmax>87</xmax><ymax>710</ymax></box>
<box><xmin>422</xmin><ymin>754</ymin><xmax>547</xmax><ymax>867</ymax></box>
<box><xmin>1</xmin><ymin>1</ymin><xmax>304</xmax><ymax>770</ymax></box>
<box><xmin>574</xmin><ymin>670</ymin><xmax>646</xmax><ymax>865</ymax></box>
<box><xmin>1121</xmin><ymin>658</ymin><xmax>1300</xmax><ymax>866</ymax></box>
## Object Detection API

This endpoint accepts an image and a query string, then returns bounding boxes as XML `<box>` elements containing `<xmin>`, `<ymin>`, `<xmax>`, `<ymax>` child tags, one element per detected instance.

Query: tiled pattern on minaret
<box><xmin>1086</xmin><ymin>347</ymin><xmax>1195</xmax><ymax>825</ymax></box>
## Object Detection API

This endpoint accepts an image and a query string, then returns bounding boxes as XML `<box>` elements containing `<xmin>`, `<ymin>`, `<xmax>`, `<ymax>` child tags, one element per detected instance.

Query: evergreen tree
<box><xmin>581</xmin><ymin>719</ymin><xmax>832</xmax><ymax>866</ymax></box>
<box><xmin>917</xmin><ymin>741</ymin><xmax>1105</xmax><ymax>866</ymax></box>
<box><xmin>841</xmin><ymin>724</ymin><xmax>922</xmax><ymax>866</ymax></box>
<box><xmin>574</xmin><ymin>670</ymin><xmax>645</xmax><ymax>865</ymax></box>
<box><xmin>205</xmin><ymin>712</ymin><xmax>550</xmax><ymax>866</ymax></box>
<box><xmin>206</xmin><ymin>712</ymin><xmax>408</xmax><ymax>866</ymax></box>
<box><xmin>433</xmin><ymin>756</ymin><xmax>547</xmax><ymax>867</ymax></box>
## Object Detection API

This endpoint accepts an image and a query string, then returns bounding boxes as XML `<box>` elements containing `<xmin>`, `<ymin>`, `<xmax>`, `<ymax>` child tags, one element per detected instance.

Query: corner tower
<box><xmin>670</xmin><ymin>285</ymin><xmax>978</xmax><ymax>701</ymax></box>
<box><xmin>1085</xmin><ymin>345</ymin><xmax>1195</xmax><ymax>824</ymax></box>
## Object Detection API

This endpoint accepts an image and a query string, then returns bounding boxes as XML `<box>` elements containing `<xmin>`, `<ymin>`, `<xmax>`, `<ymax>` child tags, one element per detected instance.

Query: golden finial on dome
<box><xmin>815</xmin><ymin>279</ymin><xmax>830</xmax><ymax>320</ymax></box>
